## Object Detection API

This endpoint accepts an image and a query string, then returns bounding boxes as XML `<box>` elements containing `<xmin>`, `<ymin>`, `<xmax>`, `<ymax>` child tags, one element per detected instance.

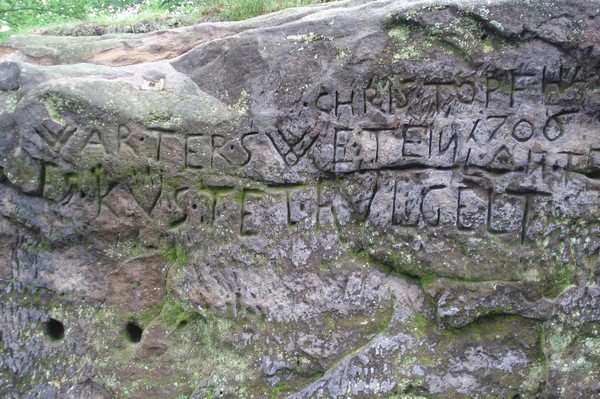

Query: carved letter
<box><xmin>332</xmin><ymin>128</ymin><xmax>354</xmax><ymax>172</ymax></box>
<box><xmin>511</xmin><ymin>119</ymin><xmax>534</xmax><ymax>142</ymax></box>
<box><xmin>335</xmin><ymin>90</ymin><xmax>355</xmax><ymax>118</ymax></box>
<box><xmin>542</xmin><ymin>65</ymin><xmax>583</xmax><ymax>94</ymax></box>
<box><xmin>240</xmin><ymin>189</ymin><xmax>262</xmax><ymax>236</ymax></box>
<box><xmin>455</xmin><ymin>81</ymin><xmax>476</xmax><ymax>104</ymax></box>
<box><xmin>186</xmin><ymin>135</ymin><xmax>210</xmax><ymax>169</ymax></box>
<box><xmin>485</xmin><ymin>76</ymin><xmax>501</xmax><ymax>108</ymax></box>
<box><xmin>118</xmin><ymin>125</ymin><xmax>135</xmax><ymax>155</ymax></box>
<box><xmin>457</xmin><ymin>187</ymin><xmax>487</xmax><ymax>230</ymax></box>
<box><xmin>420</xmin><ymin>185</ymin><xmax>446</xmax><ymax>226</ymax></box>
<box><xmin>543</xmin><ymin>110</ymin><xmax>578</xmax><ymax>141</ymax></box>
<box><xmin>510</xmin><ymin>70</ymin><xmax>537</xmax><ymax>107</ymax></box>
<box><xmin>402</xmin><ymin>125</ymin><xmax>431</xmax><ymax>159</ymax></box>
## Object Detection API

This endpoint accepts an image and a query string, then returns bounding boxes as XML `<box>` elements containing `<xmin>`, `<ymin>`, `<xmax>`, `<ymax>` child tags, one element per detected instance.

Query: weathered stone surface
<box><xmin>1</xmin><ymin>0</ymin><xmax>599</xmax><ymax>398</ymax></box>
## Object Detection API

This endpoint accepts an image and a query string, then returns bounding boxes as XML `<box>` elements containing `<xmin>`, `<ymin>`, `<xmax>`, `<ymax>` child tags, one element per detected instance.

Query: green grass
<box><xmin>0</xmin><ymin>0</ymin><xmax>333</xmax><ymax>41</ymax></box>
<box><xmin>213</xmin><ymin>0</ymin><xmax>323</xmax><ymax>21</ymax></box>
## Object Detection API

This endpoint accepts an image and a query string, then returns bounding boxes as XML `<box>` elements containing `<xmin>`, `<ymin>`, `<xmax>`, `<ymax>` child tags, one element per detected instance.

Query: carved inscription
<box><xmin>19</xmin><ymin>62</ymin><xmax>599</xmax><ymax>248</ymax></box>
<box><xmin>267</xmin><ymin>128</ymin><xmax>319</xmax><ymax>166</ymax></box>
<box><xmin>328</xmin><ymin>111</ymin><xmax>587</xmax><ymax>173</ymax></box>
<box><xmin>34</xmin><ymin>120</ymin><xmax>78</xmax><ymax>151</ymax></box>
<box><xmin>313</xmin><ymin>66</ymin><xmax>592</xmax><ymax>175</ymax></box>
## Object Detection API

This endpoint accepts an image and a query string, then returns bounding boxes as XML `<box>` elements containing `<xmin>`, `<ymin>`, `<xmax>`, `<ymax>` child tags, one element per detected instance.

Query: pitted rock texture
<box><xmin>1</xmin><ymin>0</ymin><xmax>600</xmax><ymax>398</ymax></box>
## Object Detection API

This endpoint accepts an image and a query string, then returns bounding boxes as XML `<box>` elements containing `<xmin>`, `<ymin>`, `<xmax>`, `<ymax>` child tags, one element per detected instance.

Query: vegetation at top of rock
<box><xmin>0</xmin><ymin>0</ymin><xmax>331</xmax><ymax>40</ymax></box>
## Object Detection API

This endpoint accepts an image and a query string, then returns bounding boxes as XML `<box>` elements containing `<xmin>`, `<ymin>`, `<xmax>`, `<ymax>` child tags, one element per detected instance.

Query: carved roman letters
<box><xmin>15</xmin><ymin>63</ymin><xmax>595</xmax><ymax>248</ymax></box>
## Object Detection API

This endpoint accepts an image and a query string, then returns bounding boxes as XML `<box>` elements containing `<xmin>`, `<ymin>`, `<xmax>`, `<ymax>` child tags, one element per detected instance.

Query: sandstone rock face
<box><xmin>1</xmin><ymin>0</ymin><xmax>600</xmax><ymax>397</ymax></box>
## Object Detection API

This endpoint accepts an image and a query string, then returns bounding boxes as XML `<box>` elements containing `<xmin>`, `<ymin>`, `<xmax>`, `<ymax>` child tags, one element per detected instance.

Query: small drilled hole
<box><xmin>45</xmin><ymin>318</ymin><xmax>64</xmax><ymax>341</ymax></box>
<box><xmin>125</xmin><ymin>322</ymin><xmax>143</xmax><ymax>343</ymax></box>
<box><xmin>191</xmin><ymin>204</ymin><xmax>198</xmax><ymax>210</ymax></box>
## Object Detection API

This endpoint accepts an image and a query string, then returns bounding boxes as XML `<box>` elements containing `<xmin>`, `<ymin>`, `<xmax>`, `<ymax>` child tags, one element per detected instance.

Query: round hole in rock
<box><xmin>45</xmin><ymin>318</ymin><xmax>65</xmax><ymax>341</ymax></box>
<box><xmin>125</xmin><ymin>322</ymin><xmax>143</xmax><ymax>343</ymax></box>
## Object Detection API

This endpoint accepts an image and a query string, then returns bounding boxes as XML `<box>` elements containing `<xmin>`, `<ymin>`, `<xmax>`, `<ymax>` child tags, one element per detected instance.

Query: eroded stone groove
<box><xmin>1</xmin><ymin>0</ymin><xmax>599</xmax><ymax>398</ymax></box>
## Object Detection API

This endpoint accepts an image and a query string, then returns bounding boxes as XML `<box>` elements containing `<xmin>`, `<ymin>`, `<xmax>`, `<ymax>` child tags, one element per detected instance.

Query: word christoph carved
<box><xmin>314</xmin><ymin>65</ymin><xmax>589</xmax><ymax>118</ymax></box>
